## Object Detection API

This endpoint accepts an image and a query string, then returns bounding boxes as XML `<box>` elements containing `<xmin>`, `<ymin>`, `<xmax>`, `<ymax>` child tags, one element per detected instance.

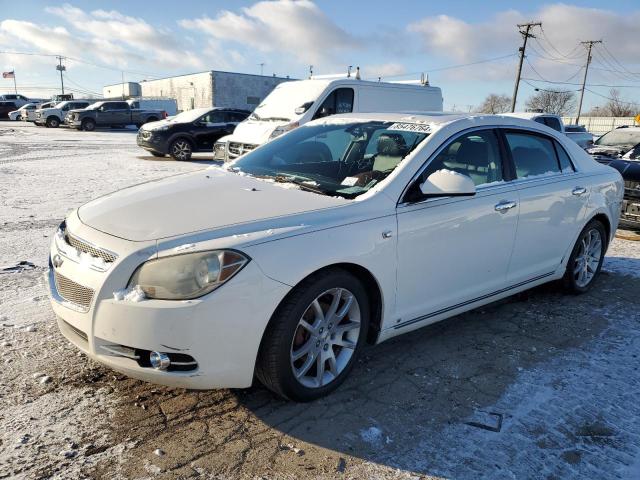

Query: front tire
<box><xmin>256</xmin><ymin>269</ymin><xmax>369</xmax><ymax>401</ymax></box>
<box><xmin>46</xmin><ymin>117</ymin><xmax>60</xmax><ymax>128</ymax></box>
<box><xmin>563</xmin><ymin>219</ymin><xmax>606</xmax><ymax>293</ymax></box>
<box><xmin>169</xmin><ymin>138</ymin><xmax>193</xmax><ymax>161</ymax></box>
<box><xmin>82</xmin><ymin>119</ymin><xmax>96</xmax><ymax>132</ymax></box>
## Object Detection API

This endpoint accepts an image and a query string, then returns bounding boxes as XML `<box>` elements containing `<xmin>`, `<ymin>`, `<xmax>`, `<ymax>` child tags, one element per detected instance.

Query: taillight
<box><xmin>162</xmin><ymin>111</ymin><xmax>168</xmax><ymax>119</ymax></box>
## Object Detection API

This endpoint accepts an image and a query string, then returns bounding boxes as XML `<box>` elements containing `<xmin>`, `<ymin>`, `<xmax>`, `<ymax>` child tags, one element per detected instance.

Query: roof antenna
<box><xmin>347</xmin><ymin>65</ymin><xmax>352</xmax><ymax>78</ymax></box>
<box><xmin>378</xmin><ymin>76</ymin><xmax>381</xmax><ymax>82</ymax></box>
<box><xmin>355</xmin><ymin>66</ymin><xmax>361</xmax><ymax>80</ymax></box>
<box><xmin>309</xmin><ymin>65</ymin><xmax>313</xmax><ymax>79</ymax></box>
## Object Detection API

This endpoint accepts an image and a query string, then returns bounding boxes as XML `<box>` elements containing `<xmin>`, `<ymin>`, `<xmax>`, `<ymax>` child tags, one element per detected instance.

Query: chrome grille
<box><xmin>624</xmin><ymin>180</ymin><xmax>640</xmax><ymax>199</ymax></box>
<box><xmin>228</xmin><ymin>142</ymin><xmax>257</xmax><ymax>158</ymax></box>
<box><xmin>66</xmin><ymin>233</ymin><xmax>117</xmax><ymax>264</ymax></box>
<box><xmin>54</xmin><ymin>271</ymin><xmax>94</xmax><ymax>310</ymax></box>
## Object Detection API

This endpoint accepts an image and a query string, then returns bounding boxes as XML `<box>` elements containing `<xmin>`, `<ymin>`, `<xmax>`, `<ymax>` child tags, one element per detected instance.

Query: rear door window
<box><xmin>504</xmin><ymin>132</ymin><xmax>561</xmax><ymax>179</ymax></box>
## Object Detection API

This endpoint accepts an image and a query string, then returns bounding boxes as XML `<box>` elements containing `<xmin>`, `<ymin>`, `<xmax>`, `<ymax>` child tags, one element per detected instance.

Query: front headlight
<box><xmin>129</xmin><ymin>250</ymin><xmax>249</xmax><ymax>300</ymax></box>
<box><xmin>213</xmin><ymin>142</ymin><xmax>227</xmax><ymax>160</ymax></box>
<box><xmin>268</xmin><ymin>122</ymin><xmax>299</xmax><ymax>141</ymax></box>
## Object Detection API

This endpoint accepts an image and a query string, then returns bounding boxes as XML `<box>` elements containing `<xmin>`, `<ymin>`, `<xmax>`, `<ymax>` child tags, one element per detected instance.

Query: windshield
<box><xmin>596</xmin><ymin>129</ymin><xmax>640</xmax><ymax>149</ymax></box>
<box><xmin>230</xmin><ymin>121</ymin><xmax>429</xmax><ymax>199</ymax></box>
<box><xmin>250</xmin><ymin>81</ymin><xmax>327</xmax><ymax>122</ymax></box>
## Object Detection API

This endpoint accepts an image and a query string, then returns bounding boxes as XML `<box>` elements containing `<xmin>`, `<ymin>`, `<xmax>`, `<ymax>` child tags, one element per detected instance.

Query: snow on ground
<box><xmin>1</xmin><ymin>122</ymin><xmax>639</xmax><ymax>479</ymax></box>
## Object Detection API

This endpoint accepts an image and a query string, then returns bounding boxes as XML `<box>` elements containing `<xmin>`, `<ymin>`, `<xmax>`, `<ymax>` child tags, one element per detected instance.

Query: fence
<box><xmin>561</xmin><ymin>116</ymin><xmax>638</xmax><ymax>136</ymax></box>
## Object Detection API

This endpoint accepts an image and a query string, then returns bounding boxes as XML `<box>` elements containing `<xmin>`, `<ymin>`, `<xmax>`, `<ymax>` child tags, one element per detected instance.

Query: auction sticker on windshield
<box><xmin>387</xmin><ymin>123</ymin><xmax>431</xmax><ymax>133</ymax></box>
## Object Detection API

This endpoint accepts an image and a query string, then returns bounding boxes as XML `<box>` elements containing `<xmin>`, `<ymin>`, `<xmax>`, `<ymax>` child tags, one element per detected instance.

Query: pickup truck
<box><xmin>502</xmin><ymin>112</ymin><xmax>594</xmax><ymax>149</ymax></box>
<box><xmin>34</xmin><ymin>100</ymin><xmax>93</xmax><ymax>128</ymax></box>
<box><xmin>65</xmin><ymin>100</ymin><xmax>165</xmax><ymax>131</ymax></box>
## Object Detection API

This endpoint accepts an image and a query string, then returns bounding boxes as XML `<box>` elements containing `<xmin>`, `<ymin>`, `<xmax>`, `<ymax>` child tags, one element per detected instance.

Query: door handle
<box><xmin>572</xmin><ymin>187</ymin><xmax>587</xmax><ymax>196</ymax></box>
<box><xmin>495</xmin><ymin>200</ymin><xmax>517</xmax><ymax>212</ymax></box>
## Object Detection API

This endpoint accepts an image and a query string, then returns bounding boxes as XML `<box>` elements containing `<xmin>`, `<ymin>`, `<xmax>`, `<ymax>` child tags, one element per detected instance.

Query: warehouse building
<box><xmin>139</xmin><ymin>70</ymin><xmax>292</xmax><ymax>112</ymax></box>
<box><xmin>103</xmin><ymin>82</ymin><xmax>142</xmax><ymax>99</ymax></box>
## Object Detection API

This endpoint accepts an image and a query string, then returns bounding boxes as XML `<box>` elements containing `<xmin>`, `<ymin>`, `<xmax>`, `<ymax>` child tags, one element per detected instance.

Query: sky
<box><xmin>1</xmin><ymin>0</ymin><xmax>640</xmax><ymax>112</ymax></box>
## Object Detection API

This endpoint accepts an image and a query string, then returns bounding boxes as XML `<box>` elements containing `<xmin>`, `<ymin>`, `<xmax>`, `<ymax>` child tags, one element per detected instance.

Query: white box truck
<box><xmin>214</xmin><ymin>77</ymin><xmax>443</xmax><ymax>161</ymax></box>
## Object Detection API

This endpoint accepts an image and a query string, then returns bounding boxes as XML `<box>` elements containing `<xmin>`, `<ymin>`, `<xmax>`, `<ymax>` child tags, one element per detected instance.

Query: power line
<box><xmin>520</xmin><ymin>77</ymin><xmax>640</xmax><ymax>88</ymax></box>
<box><xmin>538</xmin><ymin>27</ymin><xmax>584</xmax><ymax>60</ymax></box>
<box><xmin>599</xmin><ymin>43</ymin><xmax>640</xmax><ymax>78</ymax></box>
<box><xmin>585</xmin><ymin>88</ymin><xmax>640</xmax><ymax>106</ymax></box>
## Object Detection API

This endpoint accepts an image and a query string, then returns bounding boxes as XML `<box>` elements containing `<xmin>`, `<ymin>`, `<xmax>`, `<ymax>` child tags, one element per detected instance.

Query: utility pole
<box><xmin>55</xmin><ymin>56</ymin><xmax>66</xmax><ymax>95</ymax></box>
<box><xmin>510</xmin><ymin>22</ymin><xmax>541</xmax><ymax>112</ymax></box>
<box><xmin>575</xmin><ymin>40</ymin><xmax>602</xmax><ymax>124</ymax></box>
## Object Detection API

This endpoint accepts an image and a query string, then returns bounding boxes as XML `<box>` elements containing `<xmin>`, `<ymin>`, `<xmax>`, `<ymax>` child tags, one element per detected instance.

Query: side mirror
<box><xmin>419</xmin><ymin>169</ymin><xmax>476</xmax><ymax>198</ymax></box>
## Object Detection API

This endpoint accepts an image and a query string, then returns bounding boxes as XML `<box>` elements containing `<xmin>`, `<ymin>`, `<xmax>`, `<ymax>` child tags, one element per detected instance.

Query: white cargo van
<box><xmin>128</xmin><ymin>98</ymin><xmax>177</xmax><ymax>116</ymax></box>
<box><xmin>214</xmin><ymin>77</ymin><xmax>443</xmax><ymax>161</ymax></box>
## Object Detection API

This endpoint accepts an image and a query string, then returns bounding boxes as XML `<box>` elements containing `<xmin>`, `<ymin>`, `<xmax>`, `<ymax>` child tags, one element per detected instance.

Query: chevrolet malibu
<box><xmin>48</xmin><ymin>113</ymin><xmax>624</xmax><ymax>401</ymax></box>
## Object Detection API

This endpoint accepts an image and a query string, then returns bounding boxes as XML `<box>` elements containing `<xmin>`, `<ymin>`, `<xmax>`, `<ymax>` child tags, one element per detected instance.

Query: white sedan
<box><xmin>48</xmin><ymin>113</ymin><xmax>624</xmax><ymax>401</ymax></box>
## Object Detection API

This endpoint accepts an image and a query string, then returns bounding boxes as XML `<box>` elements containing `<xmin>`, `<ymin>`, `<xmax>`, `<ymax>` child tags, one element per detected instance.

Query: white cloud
<box><xmin>362</xmin><ymin>62</ymin><xmax>406</xmax><ymax>79</ymax></box>
<box><xmin>179</xmin><ymin>0</ymin><xmax>360</xmax><ymax>66</ymax></box>
<box><xmin>408</xmin><ymin>4</ymin><xmax>640</xmax><ymax>83</ymax></box>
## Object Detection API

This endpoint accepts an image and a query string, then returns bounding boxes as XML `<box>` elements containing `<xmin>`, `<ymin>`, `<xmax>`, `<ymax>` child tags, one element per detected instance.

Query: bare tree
<box><xmin>525</xmin><ymin>90</ymin><xmax>576</xmax><ymax>115</ymax></box>
<box><xmin>476</xmin><ymin>94</ymin><xmax>512</xmax><ymax>114</ymax></box>
<box><xmin>603</xmin><ymin>89</ymin><xmax>637</xmax><ymax>117</ymax></box>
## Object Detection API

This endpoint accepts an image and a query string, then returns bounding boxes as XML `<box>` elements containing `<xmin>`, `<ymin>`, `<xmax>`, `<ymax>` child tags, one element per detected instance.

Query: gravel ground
<box><xmin>1</xmin><ymin>122</ymin><xmax>639</xmax><ymax>480</ymax></box>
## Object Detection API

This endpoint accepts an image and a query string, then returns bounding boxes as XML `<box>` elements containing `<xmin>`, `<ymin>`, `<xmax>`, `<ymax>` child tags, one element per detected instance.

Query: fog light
<box><xmin>149</xmin><ymin>351</ymin><xmax>170</xmax><ymax>370</ymax></box>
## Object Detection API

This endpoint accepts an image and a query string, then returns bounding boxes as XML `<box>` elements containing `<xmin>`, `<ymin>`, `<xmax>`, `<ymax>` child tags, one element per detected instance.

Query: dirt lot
<box><xmin>1</xmin><ymin>122</ymin><xmax>639</xmax><ymax>480</ymax></box>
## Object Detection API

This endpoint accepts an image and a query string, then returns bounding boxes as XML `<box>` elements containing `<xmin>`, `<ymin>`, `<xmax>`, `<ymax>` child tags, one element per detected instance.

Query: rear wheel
<box><xmin>563</xmin><ymin>219</ymin><xmax>606</xmax><ymax>293</ymax></box>
<box><xmin>169</xmin><ymin>139</ymin><xmax>193</xmax><ymax>161</ymax></box>
<box><xmin>82</xmin><ymin>119</ymin><xmax>96</xmax><ymax>132</ymax></box>
<box><xmin>46</xmin><ymin>116</ymin><xmax>60</xmax><ymax>128</ymax></box>
<box><xmin>256</xmin><ymin>269</ymin><xmax>369</xmax><ymax>401</ymax></box>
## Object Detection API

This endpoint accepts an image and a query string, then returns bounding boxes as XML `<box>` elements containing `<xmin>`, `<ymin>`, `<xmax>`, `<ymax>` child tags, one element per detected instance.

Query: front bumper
<box><xmin>136</xmin><ymin>131</ymin><xmax>166</xmax><ymax>154</ymax></box>
<box><xmin>47</xmin><ymin>215</ymin><xmax>289</xmax><ymax>389</ymax></box>
<box><xmin>620</xmin><ymin>197</ymin><xmax>640</xmax><ymax>228</ymax></box>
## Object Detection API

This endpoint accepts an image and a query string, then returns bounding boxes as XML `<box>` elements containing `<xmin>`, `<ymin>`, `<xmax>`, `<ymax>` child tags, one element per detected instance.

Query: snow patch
<box><xmin>113</xmin><ymin>286</ymin><xmax>147</xmax><ymax>302</ymax></box>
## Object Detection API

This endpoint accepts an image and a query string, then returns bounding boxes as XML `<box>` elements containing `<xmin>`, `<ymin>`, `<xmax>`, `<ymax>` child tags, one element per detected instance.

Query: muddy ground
<box><xmin>1</xmin><ymin>123</ymin><xmax>639</xmax><ymax>479</ymax></box>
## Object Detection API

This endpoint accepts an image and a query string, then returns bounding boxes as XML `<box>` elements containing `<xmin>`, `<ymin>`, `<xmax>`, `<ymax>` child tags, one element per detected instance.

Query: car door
<box><xmin>190</xmin><ymin>111</ymin><xmax>227</xmax><ymax>151</ymax></box>
<box><xmin>395</xmin><ymin>128</ymin><xmax>519</xmax><ymax>328</ymax></box>
<box><xmin>110</xmin><ymin>102</ymin><xmax>130</xmax><ymax>125</ymax></box>
<box><xmin>312</xmin><ymin>88</ymin><xmax>354</xmax><ymax>120</ymax></box>
<box><xmin>501</xmin><ymin>129</ymin><xmax>589</xmax><ymax>284</ymax></box>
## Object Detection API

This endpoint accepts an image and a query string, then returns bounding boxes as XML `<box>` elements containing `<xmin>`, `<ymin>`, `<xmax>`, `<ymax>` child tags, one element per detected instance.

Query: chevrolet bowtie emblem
<box><xmin>52</xmin><ymin>254</ymin><xmax>64</xmax><ymax>268</ymax></box>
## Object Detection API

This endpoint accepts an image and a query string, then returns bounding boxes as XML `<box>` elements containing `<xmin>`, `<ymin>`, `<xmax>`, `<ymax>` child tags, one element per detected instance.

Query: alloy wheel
<box><xmin>573</xmin><ymin>227</ymin><xmax>602</xmax><ymax>288</ymax></box>
<box><xmin>290</xmin><ymin>288</ymin><xmax>361</xmax><ymax>389</ymax></box>
<box><xmin>172</xmin><ymin>140</ymin><xmax>192</xmax><ymax>160</ymax></box>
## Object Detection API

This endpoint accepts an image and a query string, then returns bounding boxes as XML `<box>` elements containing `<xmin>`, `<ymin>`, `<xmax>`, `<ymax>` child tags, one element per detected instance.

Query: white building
<box><xmin>103</xmin><ymin>82</ymin><xmax>142</xmax><ymax>99</ymax></box>
<box><xmin>139</xmin><ymin>71</ymin><xmax>292</xmax><ymax>112</ymax></box>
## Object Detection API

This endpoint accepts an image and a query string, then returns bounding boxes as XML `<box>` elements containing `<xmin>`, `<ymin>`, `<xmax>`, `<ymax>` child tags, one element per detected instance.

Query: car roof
<box><xmin>502</xmin><ymin>112</ymin><xmax>556</xmax><ymax>119</ymax></box>
<box><xmin>312</xmin><ymin>111</ymin><xmax>564</xmax><ymax>130</ymax></box>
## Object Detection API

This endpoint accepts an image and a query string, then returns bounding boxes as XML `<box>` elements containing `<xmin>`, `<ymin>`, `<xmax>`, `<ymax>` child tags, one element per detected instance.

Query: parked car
<box><xmin>587</xmin><ymin>126</ymin><xmax>640</xmax><ymax>229</ymax></box>
<box><xmin>214</xmin><ymin>77</ymin><xmax>444</xmax><ymax>161</ymax></box>
<box><xmin>503</xmin><ymin>113</ymin><xmax>594</xmax><ymax>148</ymax></box>
<box><xmin>137</xmin><ymin>107</ymin><xmax>250</xmax><ymax>161</ymax></box>
<box><xmin>48</xmin><ymin>112</ymin><xmax>623</xmax><ymax>401</ymax></box>
<box><xmin>34</xmin><ymin>100</ymin><xmax>94</xmax><ymax>128</ymax></box>
<box><xmin>0</xmin><ymin>93</ymin><xmax>30</xmax><ymax>108</ymax></box>
<box><xmin>23</xmin><ymin>101</ymin><xmax>56</xmax><ymax>122</ymax></box>
<box><xmin>128</xmin><ymin>98</ymin><xmax>177</xmax><ymax>117</ymax></box>
<box><xmin>8</xmin><ymin>103</ymin><xmax>37</xmax><ymax>121</ymax></box>
<box><xmin>0</xmin><ymin>101</ymin><xmax>18</xmax><ymax>120</ymax></box>
<box><xmin>65</xmin><ymin>100</ymin><xmax>165</xmax><ymax>131</ymax></box>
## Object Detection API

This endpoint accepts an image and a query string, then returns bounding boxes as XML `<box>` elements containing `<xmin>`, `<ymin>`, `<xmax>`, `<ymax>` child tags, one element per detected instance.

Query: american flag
<box><xmin>2</xmin><ymin>71</ymin><xmax>15</xmax><ymax>79</ymax></box>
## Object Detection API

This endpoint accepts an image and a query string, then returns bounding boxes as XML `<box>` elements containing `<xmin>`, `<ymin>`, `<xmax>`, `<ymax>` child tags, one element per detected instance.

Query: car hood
<box><xmin>77</xmin><ymin>168</ymin><xmax>347</xmax><ymax>241</ymax></box>
<box><xmin>228</xmin><ymin>119</ymin><xmax>289</xmax><ymax>144</ymax></box>
<box><xmin>599</xmin><ymin>158</ymin><xmax>640</xmax><ymax>182</ymax></box>
<box><xmin>587</xmin><ymin>145</ymin><xmax>629</xmax><ymax>158</ymax></box>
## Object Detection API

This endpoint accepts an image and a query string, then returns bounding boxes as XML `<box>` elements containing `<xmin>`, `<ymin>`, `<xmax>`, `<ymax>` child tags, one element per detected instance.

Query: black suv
<box><xmin>137</xmin><ymin>107</ymin><xmax>250</xmax><ymax>161</ymax></box>
<box><xmin>0</xmin><ymin>101</ymin><xmax>17</xmax><ymax>120</ymax></box>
